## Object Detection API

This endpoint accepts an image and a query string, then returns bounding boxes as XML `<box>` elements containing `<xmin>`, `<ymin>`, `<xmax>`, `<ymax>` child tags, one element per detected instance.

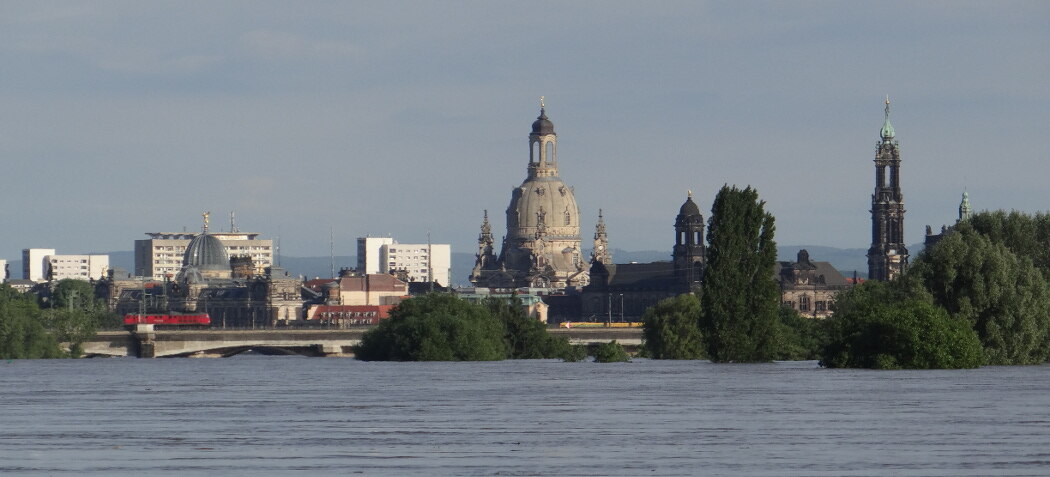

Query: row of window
<box><xmin>783</xmin><ymin>299</ymin><xmax>829</xmax><ymax>313</ymax></box>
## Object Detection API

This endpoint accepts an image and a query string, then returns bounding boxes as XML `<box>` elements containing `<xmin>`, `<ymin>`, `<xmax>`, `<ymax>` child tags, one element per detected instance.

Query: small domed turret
<box><xmin>679</xmin><ymin>194</ymin><xmax>701</xmax><ymax>217</ymax></box>
<box><xmin>532</xmin><ymin>108</ymin><xmax>555</xmax><ymax>135</ymax></box>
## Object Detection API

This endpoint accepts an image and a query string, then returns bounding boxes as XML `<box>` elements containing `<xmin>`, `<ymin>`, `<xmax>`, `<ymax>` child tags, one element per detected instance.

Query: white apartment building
<box><xmin>46</xmin><ymin>254</ymin><xmax>109</xmax><ymax>281</ymax></box>
<box><xmin>0</xmin><ymin>259</ymin><xmax>8</xmax><ymax>282</ymax></box>
<box><xmin>22</xmin><ymin>248</ymin><xmax>56</xmax><ymax>281</ymax></box>
<box><xmin>22</xmin><ymin>249</ymin><xmax>108</xmax><ymax>282</ymax></box>
<box><xmin>356</xmin><ymin>237</ymin><xmax>394</xmax><ymax>275</ymax></box>
<box><xmin>135</xmin><ymin>232</ymin><xmax>274</xmax><ymax>279</ymax></box>
<box><xmin>356</xmin><ymin>237</ymin><xmax>451</xmax><ymax>286</ymax></box>
<box><xmin>382</xmin><ymin>243</ymin><xmax>451</xmax><ymax>286</ymax></box>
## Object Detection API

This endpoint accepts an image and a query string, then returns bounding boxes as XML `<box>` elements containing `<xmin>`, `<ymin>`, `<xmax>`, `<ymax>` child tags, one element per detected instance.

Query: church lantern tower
<box><xmin>867</xmin><ymin>97</ymin><xmax>909</xmax><ymax>281</ymax></box>
<box><xmin>673</xmin><ymin>191</ymin><xmax>705</xmax><ymax>286</ymax></box>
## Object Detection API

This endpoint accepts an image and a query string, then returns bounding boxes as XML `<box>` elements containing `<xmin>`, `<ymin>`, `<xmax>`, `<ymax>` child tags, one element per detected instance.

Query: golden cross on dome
<box><xmin>540</xmin><ymin>96</ymin><xmax>545</xmax><ymax>109</ymax></box>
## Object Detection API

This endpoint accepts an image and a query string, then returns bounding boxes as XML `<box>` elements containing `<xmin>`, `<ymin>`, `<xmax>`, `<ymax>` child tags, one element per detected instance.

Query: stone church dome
<box><xmin>506</xmin><ymin>176</ymin><xmax>580</xmax><ymax>240</ymax></box>
<box><xmin>183</xmin><ymin>233</ymin><xmax>229</xmax><ymax>271</ymax></box>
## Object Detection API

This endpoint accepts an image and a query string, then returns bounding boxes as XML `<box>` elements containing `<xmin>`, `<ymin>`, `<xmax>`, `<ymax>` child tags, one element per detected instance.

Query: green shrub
<box><xmin>592</xmin><ymin>340</ymin><xmax>630</xmax><ymax>363</ymax></box>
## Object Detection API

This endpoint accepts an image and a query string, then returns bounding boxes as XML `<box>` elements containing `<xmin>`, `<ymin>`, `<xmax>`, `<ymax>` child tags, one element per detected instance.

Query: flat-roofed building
<box><xmin>382</xmin><ymin>243</ymin><xmax>451</xmax><ymax>286</ymax></box>
<box><xmin>135</xmin><ymin>232</ymin><xmax>273</xmax><ymax>279</ymax></box>
<box><xmin>22</xmin><ymin>248</ymin><xmax>56</xmax><ymax>282</ymax></box>
<box><xmin>46</xmin><ymin>254</ymin><xmax>109</xmax><ymax>281</ymax></box>
<box><xmin>357</xmin><ymin>237</ymin><xmax>452</xmax><ymax>287</ymax></box>
<box><xmin>356</xmin><ymin>237</ymin><xmax>394</xmax><ymax>275</ymax></box>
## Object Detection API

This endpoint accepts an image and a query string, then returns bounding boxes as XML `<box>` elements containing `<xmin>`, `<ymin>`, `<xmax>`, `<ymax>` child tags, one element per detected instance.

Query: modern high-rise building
<box><xmin>46</xmin><ymin>254</ymin><xmax>110</xmax><ymax>281</ymax></box>
<box><xmin>356</xmin><ymin>237</ymin><xmax>451</xmax><ymax>286</ymax></box>
<box><xmin>135</xmin><ymin>232</ymin><xmax>273</xmax><ymax>279</ymax></box>
<box><xmin>382</xmin><ymin>243</ymin><xmax>451</xmax><ymax>286</ymax></box>
<box><xmin>356</xmin><ymin>237</ymin><xmax>394</xmax><ymax>275</ymax></box>
<box><xmin>867</xmin><ymin>97</ymin><xmax>909</xmax><ymax>281</ymax></box>
<box><xmin>22</xmin><ymin>248</ymin><xmax>56</xmax><ymax>281</ymax></box>
<box><xmin>22</xmin><ymin>248</ymin><xmax>108</xmax><ymax>282</ymax></box>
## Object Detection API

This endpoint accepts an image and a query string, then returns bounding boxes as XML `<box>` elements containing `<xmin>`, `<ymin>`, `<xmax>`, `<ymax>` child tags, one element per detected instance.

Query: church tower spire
<box><xmin>867</xmin><ymin>97</ymin><xmax>909</xmax><ymax>281</ymax></box>
<box><xmin>470</xmin><ymin>210</ymin><xmax>497</xmax><ymax>282</ymax></box>
<box><xmin>592</xmin><ymin>209</ymin><xmax>611</xmax><ymax>264</ymax></box>
<box><xmin>958</xmin><ymin>190</ymin><xmax>973</xmax><ymax>221</ymax></box>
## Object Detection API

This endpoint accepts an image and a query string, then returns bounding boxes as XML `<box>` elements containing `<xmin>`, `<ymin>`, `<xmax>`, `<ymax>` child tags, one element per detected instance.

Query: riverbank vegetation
<box><xmin>0</xmin><ymin>281</ymin><xmax>117</xmax><ymax>359</ymax></box>
<box><xmin>818</xmin><ymin>210</ymin><xmax>1050</xmax><ymax>368</ymax></box>
<box><xmin>354</xmin><ymin>293</ymin><xmax>586</xmax><ymax>362</ymax></box>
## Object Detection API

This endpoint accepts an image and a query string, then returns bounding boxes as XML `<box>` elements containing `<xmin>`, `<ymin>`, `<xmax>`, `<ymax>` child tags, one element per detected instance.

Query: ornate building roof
<box><xmin>182</xmin><ymin>233</ymin><xmax>229</xmax><ymax>271</ymax></box>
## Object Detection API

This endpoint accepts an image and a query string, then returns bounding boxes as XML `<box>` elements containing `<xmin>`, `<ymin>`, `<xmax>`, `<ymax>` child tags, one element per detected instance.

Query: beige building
<box><xmin>777</xmin><ymin>250</ymin><xmax>851</xmax><ymax>319</ymax></box>
<box><xmin>135</xmin><ymin>232</ymin><xmax>273</xmax><ymax>279</ymax></box>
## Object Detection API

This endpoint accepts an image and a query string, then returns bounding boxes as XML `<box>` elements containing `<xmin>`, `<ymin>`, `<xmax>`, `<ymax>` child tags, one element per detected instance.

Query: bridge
<box><xmin>77</xmin><ymin>327</ymin><xmax>643</xmax><ymax>358</ymax></box>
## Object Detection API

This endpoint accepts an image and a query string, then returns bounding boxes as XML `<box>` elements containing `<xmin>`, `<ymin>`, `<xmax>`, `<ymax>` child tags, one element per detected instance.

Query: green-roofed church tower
<box><xmin>867</xmin><ymin>96</ymin><xmax>909</xmax><ymax>281</ymax></box>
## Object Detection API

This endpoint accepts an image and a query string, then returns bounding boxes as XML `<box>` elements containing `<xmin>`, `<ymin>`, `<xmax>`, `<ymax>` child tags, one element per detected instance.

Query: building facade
<box><xmin>106</xmin><ymin>217</ymin><xmax>300</xmax><ymax>327</ymax></box>
<box><xmin>356</xmin><ymin>237</ymin><xmax>452</xmax><ymax>286</ymax></box>
<box><xmin>867</xmin><ymin>97</ymin><xmax>909</xmax><ymax>281</ymax></box>
<box><xmin>381</xmin><ymin>243</ymin><xmax>451</xmax><ymax>286</ymax></box>
<box><xmin>777</xmin><ymin>249</ymin><xmax>850</xmax><ymax>319</ymax></box>
<box><xmin>356</xmin><ymin>237</ymin><xmax>394</xmax><ymax>275</ymax></box>
<box><xmin>22</xmin><ymin>248</ymin><xmax>56</xmax><ymax>281</ymax></box>
<box><xmin>579</xmin><ymin>194</ymin><xmax>705</xmax><ymax>323</ymax></box>
<box><xmin>471</xmin><ymin>102</ymin><xmax>588</xmax><ymax>290</ymax></box>
<box><xmin>46</xmin><ymin>254</ymin><xmax>109</xmax><ymax>281</ymax></box>
<box><xmin>135</xmin><ymin>231</ymin><xmax>273</xmax><ymax>279</ymax></box>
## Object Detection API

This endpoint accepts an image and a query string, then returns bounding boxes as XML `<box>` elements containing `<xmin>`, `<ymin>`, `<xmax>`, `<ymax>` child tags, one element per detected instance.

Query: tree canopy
<box><xmin>911</xmin><ymin>227</ymin><xmax>1050</xmax><ymax>365</ymax></box>
<box><xmin>354</xmin><ymin>293</ymin><xmax>508</xmax><ymax>361</ymax></box>
<box><xmin>354</xmin><ymin>293</ymin><xmax>585</xmax><ymax>362</ymax></box>
<box><xmin>483</xmin><ymin>295</ymin><xmax>583</xmax><ymax>360</ymax></box>
<box><xmin>700</xmin><ymin>185</ymin><xmax>780</xmax><ymax>362</ymax></box>
<box><xmin>819</xmin><ymin>281</ymin><xmax>983</xmax><ymax>369</ymax></box>
<box><xmin>641</xmin><ymin>294</ymin><xmax>704</xmax><ymax>359</ymax></box>
<box><xmin>0</xmin><ymin>285</ymin><xmax>63</xmax><ymax>359</ymax></box>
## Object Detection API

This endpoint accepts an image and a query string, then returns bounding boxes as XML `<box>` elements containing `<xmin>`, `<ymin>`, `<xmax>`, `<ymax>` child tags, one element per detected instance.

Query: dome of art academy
<box><xmin>183</xmin><ymin>233</ymin><xmax>229</xmax><ymax>271</ymax></box>
<box><xmin>177</xmin><ymin>212</ymin><xmax>232</xmax><ymax>282</ymax></box>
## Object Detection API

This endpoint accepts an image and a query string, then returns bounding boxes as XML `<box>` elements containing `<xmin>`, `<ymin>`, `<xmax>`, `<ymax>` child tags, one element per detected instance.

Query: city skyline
<box><xmin>2</xmin><ymin>2</ymin><xmax>1047</xmax><ymax>260</ymax></box>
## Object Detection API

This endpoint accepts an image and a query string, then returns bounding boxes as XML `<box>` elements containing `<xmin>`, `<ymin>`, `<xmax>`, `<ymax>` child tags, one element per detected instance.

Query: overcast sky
<box><xmin>2</xmin><ymin>1</ymin><xmax>1047</xmax><ymax>262</ymax></box>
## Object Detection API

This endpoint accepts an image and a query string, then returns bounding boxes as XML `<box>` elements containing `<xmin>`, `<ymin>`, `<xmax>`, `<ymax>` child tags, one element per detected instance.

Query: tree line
<box><xmin>642</xmin><ymin>202</ymin><xmax>1050</xmax><ymax>369</ymax></box>
<box><xmin>0</xmin><ymin>279</ymin><xmax>120</xmax><ymax>359</ymax></box>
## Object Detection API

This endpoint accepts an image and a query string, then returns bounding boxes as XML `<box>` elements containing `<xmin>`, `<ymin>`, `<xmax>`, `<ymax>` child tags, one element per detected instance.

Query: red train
<box><xmin>123</xmin><ymin>313</ymin><xmax>212</xmax><ymax>326</ymax></box>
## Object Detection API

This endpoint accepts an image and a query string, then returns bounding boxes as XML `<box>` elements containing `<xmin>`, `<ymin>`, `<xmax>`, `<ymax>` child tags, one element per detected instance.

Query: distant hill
<box><xmin>5</xmin><ymin>244</ymin><xmax>922</xmax><ymax>283</ymax></box>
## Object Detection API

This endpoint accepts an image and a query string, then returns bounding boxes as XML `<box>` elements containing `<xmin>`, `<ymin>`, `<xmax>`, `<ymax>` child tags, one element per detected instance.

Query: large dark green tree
<box><xmin>484</xmin><ymin>295</ymin><xmax>581</xmax><ymax>360</ymax></box>
<box><xmin>912</xmin><ymin>228</ymin><xmax>1050</xmax><ymax>365</ymax></box>
<box><xmin>354</xmin><ymin>293</ymin><xmax>508</xmax><ymax>361</ymax></box>
<box><xmin>699</xmin><ymin>185</ymin><xmax>780</xmax><ymax>362</ymax></box>
<box><xmin>962</xmin><ymin>210</ymin><xmax>1050</xmax><ymax>274</ymax></box>
<box><xmin>641</xmin><ymin>293</ymin><xmax>704</xmax><ymax>359</ymax></box>
<box><xmin>0</xmin><ymin>285</ymin><xmax>63</xmax><ymax>359</ymax></box>
<box><xmin>820</xmin><ymin>281</ymin><xmax>983</xmax><ymax>369</ymax></box>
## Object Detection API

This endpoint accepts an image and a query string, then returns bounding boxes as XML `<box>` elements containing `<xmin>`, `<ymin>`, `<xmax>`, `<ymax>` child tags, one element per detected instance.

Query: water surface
<box><xmin>2</xmin><ymin>358</ymin><xmax>1048</xmax><ymax>476</ymax></box>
